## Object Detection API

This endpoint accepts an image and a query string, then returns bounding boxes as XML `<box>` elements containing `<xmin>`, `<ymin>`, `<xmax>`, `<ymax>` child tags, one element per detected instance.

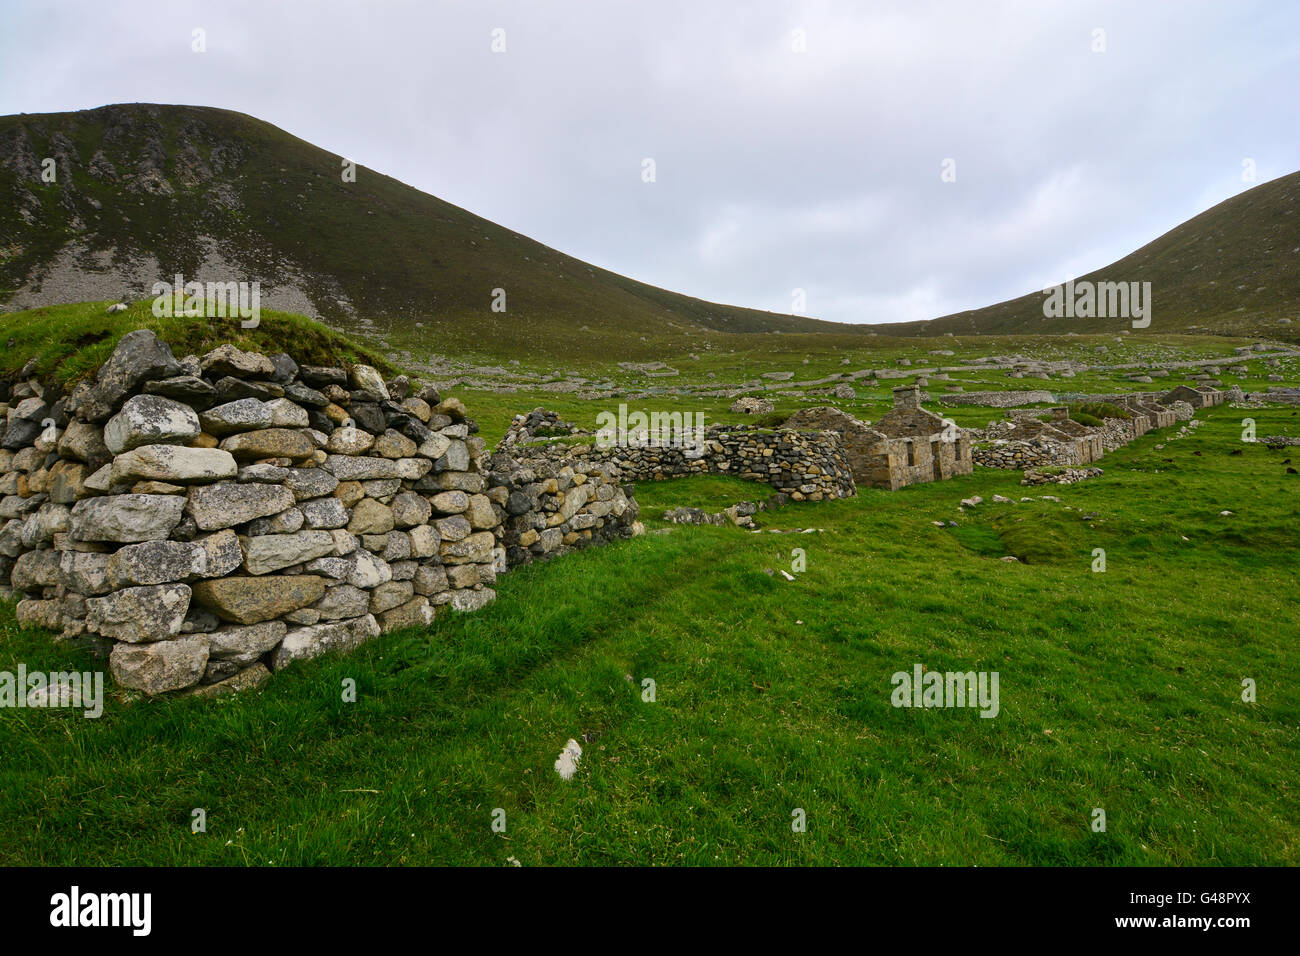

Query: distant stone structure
<box><xmin>1160</xmin><ymin>384</ymin><xmax>1226</xmax><ymax>409</ymax></box>
<box><xmin>503</xmin><ymin>409</ymin><xmax>854</xmax><ymax>501</ymax></box>
<box><xmin>729</xmin><ymin>396</ymin><xmax>774</xmax><ymax>415</ymax></box>
<box><xmin>785</xmin><ymin>386</ymin><xmax>973</xmax><ymax>491</ymax></box>
<box><xmin>941</xmin><ymin>390</ymin><xmax>1056</xmax><ymax>407</ymax></box>
<box><xmin>971</xmin><ymin>387</ymin><xmax>1221</xmax><ymax>466</ymax></box>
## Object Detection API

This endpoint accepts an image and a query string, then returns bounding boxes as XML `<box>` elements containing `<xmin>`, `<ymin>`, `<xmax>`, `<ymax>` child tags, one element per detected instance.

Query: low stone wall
<box><xmin>661</xmin><ymin>492</ymin><xmax>793</xmax><ymax>529</ymax></box>
<box><xmin>941</xmin><ymin>390</ymin><xmax>1055</xmax><ymax>407</ymax></box>
<box><xmin>1021</xmin><ymin>467</ymin><xmax>1104</xmax><ymax>486</ymax></box>
<box><xmin>508</xmin><ymin>418</ymin><xmax>855</xmax><ymax>501</ymax></box>
<box><xmin>1</xmin><ymin>330</ymin><xmax>509</xmax><ymax>697</ymax></box>
<box><xmin>487</xmin><ymin>453</ymin><xmax>641</xmax><ymax>567</ymax></box>
<box><xmin>973</xmin><ymin>438</ymin><xmax>1087</xmax><ymax>469</ymax></box>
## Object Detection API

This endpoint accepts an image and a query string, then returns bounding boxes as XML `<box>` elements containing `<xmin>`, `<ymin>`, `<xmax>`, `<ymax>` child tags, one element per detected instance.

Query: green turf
<box><xmin>0</xmin><ymin>300</ymin><xmax>387</xmax><ymax>386</ymax></box>
<box><xmin>2</xmin><ymin>403</ymin><xmax>1295</xmax><ymax>865</ymax></box>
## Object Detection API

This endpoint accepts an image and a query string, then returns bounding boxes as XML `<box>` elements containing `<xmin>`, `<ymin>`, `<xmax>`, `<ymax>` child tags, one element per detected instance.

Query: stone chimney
<box><xmin>1051</xmin><ymin>406</ymin><xmax>1069</xmax><ymax>422</ymax></box>
<box><xmin>892</xmin><ymin>384</ymin><xmax>921</xmax><ymax>409</ymax></box>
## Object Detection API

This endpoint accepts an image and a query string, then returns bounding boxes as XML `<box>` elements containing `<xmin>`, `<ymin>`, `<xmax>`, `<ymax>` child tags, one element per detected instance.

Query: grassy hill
<box><xmin>892</xmin><ymin>171</ymin><xmax>1300</xmax><ymax>341</ymax></box>
<box><xmin>0</xmin><ymin>103</ymin><xmax>863</xmax><ymax>362</ymax></box>
<box><xmin>2</xmin><ymin>103</ymin><xmax>1297</xmax><ymax>367</ymax></box>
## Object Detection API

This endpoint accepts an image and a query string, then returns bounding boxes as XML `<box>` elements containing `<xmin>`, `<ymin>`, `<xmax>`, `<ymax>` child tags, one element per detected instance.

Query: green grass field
<box><xmin>2</xmin><ymin>402</ymin><xmax>1295</xmax><ymax>865</ymax></box>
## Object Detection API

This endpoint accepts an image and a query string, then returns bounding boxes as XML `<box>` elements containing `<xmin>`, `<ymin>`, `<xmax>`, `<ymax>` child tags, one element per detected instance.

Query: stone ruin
<box><xmin>729</xmin><ymin>396</ymin><xmax>775</xmax><ymax>415</ymax></box>
<box><xmin>971</xmin><ymin>388</ymin><xmax>1221</xmax><ymax>467</ymax></box>
<box><xmin>784</xmin><ymin>385</ymin><xmax>973</xmax><ymax>491</ymax></box>
<box><xmin>1160</xmin><ymin>384</ymin><xmax>1228</xmax><ymax>409</ymax></box>
<box><xmin>510</xmin><ymin>385</ymin><xmax>973</xmax><ymax>499</ymax></box>
<box><xmin>0</xmin><ymin>330</ymin><xmax>641</xmax><ymax>698</ymax></box>
<box><xmin>502</xmin><ymin>409</ymin><xmax>855</xmax><ymax>502</ymax></box>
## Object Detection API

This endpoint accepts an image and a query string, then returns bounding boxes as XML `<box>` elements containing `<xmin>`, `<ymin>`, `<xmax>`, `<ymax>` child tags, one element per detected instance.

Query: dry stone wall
<box><xmin>501</xmin><ymin>413</ymin><xmax>855</xmax><ymax>502</ymax></box>
<box><xmin>0</xmin><ymin>330</ymin><xmax>511</xmax><ymax>697</ymax></box>
<box><xmin>971</xmin><ymin>390</ymin><xmax>1214</xmax><ymax>467</ymax></box>
<box><xmin>486</xmin><ymin>452</ymin><xmax>642</xmax><ymax>567</ymax></box>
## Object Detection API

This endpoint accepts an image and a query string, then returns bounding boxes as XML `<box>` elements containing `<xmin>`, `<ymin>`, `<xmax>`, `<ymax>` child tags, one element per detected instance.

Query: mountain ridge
<box><xmin>0</xmin><ymin>102</ymin><xmax>861</xmax><ymax>360</ymax></box>
<box><xmin>2</xmin><ymin>103</ymin><xmax>1297</xmax><ymax>354</ymax></box>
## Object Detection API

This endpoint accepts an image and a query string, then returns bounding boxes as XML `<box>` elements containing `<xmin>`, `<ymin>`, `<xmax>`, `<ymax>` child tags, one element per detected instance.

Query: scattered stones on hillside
<box><xmin>1021</xmin><ymin>467</ymin><xmax>1103</xmax><ymax>486</ymax></box>
<box><xmin>663</xmin><ymin>493</ymin><xmax>790</xmax><ymax>529</ymax></box>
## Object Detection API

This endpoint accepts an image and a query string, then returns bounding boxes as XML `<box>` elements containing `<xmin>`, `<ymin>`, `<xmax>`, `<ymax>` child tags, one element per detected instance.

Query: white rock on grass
<box><xmin>554</xmin><ymin>738</ymin><xmax>583</xmax><ymax>780</ymax></box>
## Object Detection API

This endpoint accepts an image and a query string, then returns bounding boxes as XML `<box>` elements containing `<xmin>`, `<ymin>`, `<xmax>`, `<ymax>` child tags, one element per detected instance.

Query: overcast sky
<box><xmin>2</xmin><ymin>0</ymin><xmax>1297</xmax><ymax>325</ymax></box>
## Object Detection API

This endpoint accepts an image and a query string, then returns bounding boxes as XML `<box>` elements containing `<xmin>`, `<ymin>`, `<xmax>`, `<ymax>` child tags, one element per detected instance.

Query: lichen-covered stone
<box><xmin>105</xmin><ymin>530</ymin><xmax>241</xmax><ymax>587</ymax></box>
<box><xmin>186</xmin><ymin>482</ymin><xmax>295</xmax><ymax>531</ymax></box>
<box><xmin>191</xmin><ymin>575</ymin><xmax>327</xmax><ymax>625</ymax></box>
<box><xmin>450</xmin><ymin>588</ymin><xmax>496</xmax><ymax>612</ymax></box>
<box><xmin>206</xmin><ymin>621</ymin><xmax>287</xmax><ymax>662</ymax></box>
<box><xmin>71</xmin><ymin>494</ymin><xmax>186</xmax><ymax>543</ymax></box>
<box><xmin>94</xmin><ymin>329</ymin><xmax>184</xmax><ymax>414</ymax></box>
<box><xmin>441</xmin><ymin>531</ymin><xmax>495</xmax><ymax>565</ymax></box>
<box><xmin>348</xmin><ymin>498</ymin><xmax>393</xmax><ymax>535</ymax></box>
<box><xmin>110</xmin><ymin>635</ymin><xmax>209</xmax><ymax>695</ymax></box>
<box><xmin>304</xmin><ymin>550</ymin><xmax>391</xmax><ymax>589</ymax></box>
<box><xmin>201</xmin><ymin>344</ymin><xmax>276</xmax><ymax>379</ymax></box>
<box><xmin>313</xmin><ymin>583</ymin><xmax>371</xmax><ymax>621</ymax></box>
<box><xmin>200</xmin><ymin>398</ymin><xmax>275</xmax><ymax>436</ymax></box>
<box><xmin>219</xmin><ymin>428</ymin><xmax>316</xmax><ymax>461</ymax></box>
<box><xmin>104</xmin><ymin>394</ymin><xmax>201</xmax><ymax>454</ymax></box>
<box><xmin>109</xmin><ymin>445</ymin><xmax>237</xmax><ymax>484</ymax></box>
<box><xmin>408</xmin><ymin>524</ymin><xmax>440</xmax><ymax>558</ymax></box>
<box><xmin>299</xmin><ymin>496</ymin><xmax>348</xmax><ymax>529</ymax></box>
<box><xmin>284</xmin><ymin>468</ymin><xmax>339</xmax><ymax>501</ymax></box>
<box><xmin>429</xmin><ymin>491</ymin><xmax>469</xmax><ymax>515</ymax></box>
<box><xmin>86</xmin><ymin>583</ymin><xmax>192</xmax><ymax>643</ymax></box>
<box><xmin>268</xmin><ymin>613</ymin><xmax>381</xmax><ymax>671</ymax></box>
<box><xmin>325</xmin><ymin>426</ymin><xmax>374</xmax><ymax>455</ymax></box>
<box><xmin>323</xmin><ymin>455</ymin><xmax>430</xmax><ymax>482</ymax></box>
<box><xmin>57</xmin><ymin>420</ymin><xmax>111</xmax><ymax>466</ymax></box>
<box><xmin>182</xmin><ymin>661</ymin><xmax>271</xmax><ymax>698</ymax></box>
<box><xmin>241</xmin><ymin>530</ymin><xmax>337</xmax><ymax>575</ymax></box>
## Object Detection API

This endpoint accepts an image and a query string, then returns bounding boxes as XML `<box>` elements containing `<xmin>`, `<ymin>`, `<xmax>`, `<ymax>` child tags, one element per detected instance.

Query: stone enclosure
<box><xmin>969</xmin><ymin>388</ymin><xmax>1219</xmax><ymax>468</ymax></box>
<box><xmin>0</xmin><ymin>330</ymin><xmax>640</xmax><ymax>698</ymax></box>
<box><xmin>500</xmin><ymin>410</ymin><xmax>856</xmax><ymax>502</ymax></box>
<box><xmin>2</xmin><ymin>328</ymin><xmax>1224</xmax><ymax>699</ymax></box>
